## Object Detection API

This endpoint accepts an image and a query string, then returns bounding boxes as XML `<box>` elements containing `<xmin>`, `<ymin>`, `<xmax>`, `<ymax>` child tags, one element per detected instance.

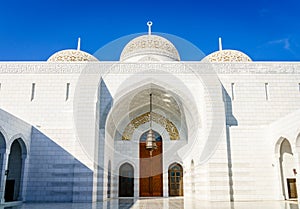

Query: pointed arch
<box><xmin>122</xmin><ymin>112</ymin><xmax>179</xmax><ymax>140</ymax></box>
<box><xmin>8</xmin><ymin>134</ymin><xmax>27</xmax><ymax>156</ymax></box>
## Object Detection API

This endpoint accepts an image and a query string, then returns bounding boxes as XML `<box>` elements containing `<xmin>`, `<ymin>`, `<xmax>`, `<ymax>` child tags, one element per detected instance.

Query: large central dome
<box><xmin>120</xmin><ymin>34</ymin><xmax>180</xmax><ymax>62</ymax></box>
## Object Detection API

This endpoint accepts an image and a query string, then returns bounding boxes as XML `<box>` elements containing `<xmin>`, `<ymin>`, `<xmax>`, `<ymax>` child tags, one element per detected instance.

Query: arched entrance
<box><xmin>0</xmin><ymin>132</ymin><xmax>6</xmax><ymax>189</ymax></box>
<box><xmin>119</xmin><ymin>163</ymin><xmax>134</xmax><ymax>197</ymax></box>
<box><xmin>139</xmin><ymin>130</ymin><xmax>163</xmax><ymax>197</ymax></box>
<box><xmin>5</xmin><ymin>139</ymin><xmax>26</xmax><ymax>202</ymax></box>
<box><xmin>168</xmin><ymin>163</ymin><xmax>183</xmax><ymax>196</ymax></box>
<box><xmin>279</xmin><ymin>139</ymin><xmax>297</xmax><ymax>199</ymax></box>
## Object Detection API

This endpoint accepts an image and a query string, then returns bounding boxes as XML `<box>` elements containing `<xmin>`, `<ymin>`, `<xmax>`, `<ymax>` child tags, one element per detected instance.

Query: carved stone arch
<box><xmin>116</xmin><ymin>159</ymin><xmax>136</xmax><ymax>172</ymax></box>
<box><xmin>275</xmin><ymin>137</ymin><xmax>289</xmax><ymax>157</ymax></box>
<box><xmin>8</xmin><ymin>134</ymin><xmax>28</xmax><ymax>156</ymax></box>
<box><xmin>106</xmin><ymin>78</ymin><xmax>198</xmax><ymax>145</ymax></box>
<box><xmin>122</xmin><ymin>112</ymin><xmax>179</xmax><ymax>141</ymax></box>
<box><xmin>133</xmin><ymin>124</ymin><xmax>169</xmax><ymax>142</ymax></box>
<box><xmin>169</xmin><ymin>161</ymin><xmax>184</xmax><ymax>169</ymax></box>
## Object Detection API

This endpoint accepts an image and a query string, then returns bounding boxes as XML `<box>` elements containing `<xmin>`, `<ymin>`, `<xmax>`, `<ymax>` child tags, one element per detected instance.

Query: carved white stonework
<box><xmin>47</xmin><ymin>49</ymin><xmax>99</xmax><ymax>62</ymax></box>
<box><xmin>120</xmin><ymin>35</ymin><xmax>180</xmax><ymax>61</ymax></box>
<box><xmin>122</xmin><ymin>112</ymin><xmax>179</xmax><ymax>140</ymax></box>
<box><xmin>205</xmin><ymin>49</ymin><xmax>252</xmax><ymax>62</ymax></box>
<box><xmin>138</xmin><ymin>56</ymin><xmax>160</xmax><ymax>62</ymax></box>
<box><xmin>0</xmin><ymin>62</ymin><xmax>300</xmax><ymax>74</ymax></box>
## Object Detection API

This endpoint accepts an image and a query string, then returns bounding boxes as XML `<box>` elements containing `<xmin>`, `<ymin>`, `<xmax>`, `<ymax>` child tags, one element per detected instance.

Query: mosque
<box><xmin>0</xmin><ymin>22</ymin><xmax>299</xmax><ymax>203</ymax></box>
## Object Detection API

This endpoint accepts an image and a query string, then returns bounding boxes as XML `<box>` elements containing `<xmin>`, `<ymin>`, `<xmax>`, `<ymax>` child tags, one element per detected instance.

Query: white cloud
<box><xmin>267</xmin><ymin>38</ymin><xmax>291</xmax><ymax>50</ymax></box>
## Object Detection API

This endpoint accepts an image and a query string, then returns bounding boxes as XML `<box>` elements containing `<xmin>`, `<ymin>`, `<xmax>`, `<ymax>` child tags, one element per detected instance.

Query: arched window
<box><xmin>168</xmin><ymin>163</ymin><xmax>183</xmax><ymax>196</ymax></box>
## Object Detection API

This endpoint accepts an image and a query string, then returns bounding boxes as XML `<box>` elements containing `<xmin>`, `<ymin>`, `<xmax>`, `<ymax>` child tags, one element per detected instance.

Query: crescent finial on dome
<box><xmin>147</xmin><ymin>21</ymin><xmax>153</xmax><ymax>35</ymax></box>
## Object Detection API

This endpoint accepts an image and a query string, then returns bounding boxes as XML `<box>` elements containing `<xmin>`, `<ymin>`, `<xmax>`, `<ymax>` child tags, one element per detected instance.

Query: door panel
<box><xmin>139</xmin><ymin>141</ymin><xmax>163</xmax><ymax>197</ymax></box>
<box><xmin>287</xmin><ymin>178</ymin><xmax>298</xmax><ymax>198</ymax></box>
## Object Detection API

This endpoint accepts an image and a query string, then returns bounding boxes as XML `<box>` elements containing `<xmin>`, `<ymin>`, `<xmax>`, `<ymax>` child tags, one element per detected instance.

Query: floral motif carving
<box><xmin>120</xmin><ymin>35</ymin><xmax>180</xmax><ymax>61</ymax></box>
<box><xmin>47</xmin><ymin>50</ymin><xmax>99</xmax><ymax>62</ymax></box>
<box><xmin>122</xmin><ymin>112</ymin><xmax>179</xmax><ymax>140</ymax></box>
<box><xmin>206</xmin><ymin>50</ymin><xmax>252</xmax><ymax>62</ymax></box>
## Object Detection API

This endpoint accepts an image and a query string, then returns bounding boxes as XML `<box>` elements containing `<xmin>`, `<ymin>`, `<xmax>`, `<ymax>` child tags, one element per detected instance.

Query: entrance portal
<box><xmin>168</xmin><ymin>163</ymin><xmax>183</xmax><ymax>196</ymax></box>
<box><xmin>119</xmin><ymin>163</ymin><xmax>134</xmax><ymax>197</ymax></box>
<box><xmin>139</xmin><ymin>130</ymin><xmax>163</xmax><ymax>197</ymax></box>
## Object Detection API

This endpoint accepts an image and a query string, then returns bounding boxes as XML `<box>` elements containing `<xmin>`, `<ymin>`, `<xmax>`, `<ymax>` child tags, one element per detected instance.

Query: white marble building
<box><xmin>0</xmin><ymin>23</ymin><xmax>299</xmax><ymax>203</ymax></box>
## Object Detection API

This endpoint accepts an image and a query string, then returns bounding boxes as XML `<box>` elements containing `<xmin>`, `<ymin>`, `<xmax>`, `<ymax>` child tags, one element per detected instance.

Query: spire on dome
<box><xmin>147</xmin><ymin>21</ymin><xmax>153</xmax><ymax>35</ymax></box>
<box><xmin>219</xmin><ymin>37</ymin><xmax>222</xmax><ymax>51</ymax></box>
<box><xmin>77</xmin><ymin>37</ymin><xmax>81</xmax><ymax>51</ymax></box>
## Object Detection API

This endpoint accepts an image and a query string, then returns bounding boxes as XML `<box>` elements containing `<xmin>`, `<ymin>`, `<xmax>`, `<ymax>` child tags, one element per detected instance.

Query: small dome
<box><xmin>120</xmin><ymin>35</ymin><xmax>180</xmax><ymax>62</ymax></box>
<box><xmin>47</xmin><ymin>49</ymin><xmax>99</xmax><ymax>62</ymax></box>
<box><xmin>204</xmin><ymin>50</ymin><xmax>252</xmax><ymax>62</ymax></box>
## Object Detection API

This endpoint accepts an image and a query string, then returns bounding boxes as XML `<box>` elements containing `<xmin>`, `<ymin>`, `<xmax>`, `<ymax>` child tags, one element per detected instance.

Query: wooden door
<box><xmin>139</xmin><ymin>131</ymin><xmax>163</xmax><ymax>197</ymax></box>
<box><xmin>287</xmin><ymin>178</ymin><xmax>298</xmax><ymax>198</ymax></box>
<box><xmin>168</xmin><ymin>163</ymin><xmax>183</xmax><ymax>196</ymax></box>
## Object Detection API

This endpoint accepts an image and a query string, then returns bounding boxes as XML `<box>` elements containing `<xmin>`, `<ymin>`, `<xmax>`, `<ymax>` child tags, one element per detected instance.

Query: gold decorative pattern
<box><xmin>47</xmin><ymin>50</ymin><xmax>99</xmax><ymax>62</ymax></box>
<box><xmin>122</xmin><ymin>112</ymin><xmax>179</xmax><ymax>140</ymax></box>
<box><xmin>120</xmin><ymin>35</ymin><xmax>180</xmax><ymax>61</ymax></box>
<box><xmin>206</xmin><ymin>50</ymin><xmax>252</xmax><ymax>62</ymax></box>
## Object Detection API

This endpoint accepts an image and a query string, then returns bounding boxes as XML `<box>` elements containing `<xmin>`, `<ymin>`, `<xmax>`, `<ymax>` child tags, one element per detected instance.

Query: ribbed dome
<box><xmin>204</xmin><ymin>49</ymin><xmax>252</xmax><ymax>62</ymax></box>
<box><xmin>120</xmin><ymin>35</ymin><xmax>180</xmax><ymax>62</ymax></box>
<box><xmin>47</xmin><ymin>49</ymin><xmax>99</xmax><ymax>62</ymax></box>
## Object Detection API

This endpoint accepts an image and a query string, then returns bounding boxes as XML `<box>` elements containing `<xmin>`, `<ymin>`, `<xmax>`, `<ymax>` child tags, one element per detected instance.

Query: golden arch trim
<box><xmin>122</xmin><ymin>112</ymin><xmax>179</xmax><ymax>140</ymax></box>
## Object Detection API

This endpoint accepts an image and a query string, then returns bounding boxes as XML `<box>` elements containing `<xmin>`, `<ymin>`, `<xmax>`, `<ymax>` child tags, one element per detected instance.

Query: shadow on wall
<box><xmin>26</xmin><ymin>127</ymin><xmax>94</xmax><ymax>203</ymax></box>
<box><xmin>222</xmin><ymin>85</ymin><xmax>238</xmax><ymax>202</ymax></box>
<box><xmin>222</xmin><ymin>86</ymin><xmax>238</xmax><ymax>126</ymax></box>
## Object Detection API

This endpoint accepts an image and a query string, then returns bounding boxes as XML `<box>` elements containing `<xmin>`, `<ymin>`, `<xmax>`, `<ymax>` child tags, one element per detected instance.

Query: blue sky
<box><xmin>0</xmin><ymin>0</ymin><xmax>300</xmax><ymax>61</ymax></box>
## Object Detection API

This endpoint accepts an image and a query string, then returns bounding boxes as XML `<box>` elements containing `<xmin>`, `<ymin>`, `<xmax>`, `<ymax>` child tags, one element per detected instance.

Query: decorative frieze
<box><xmin>122</xmin><ymin>112</ymin><xmax>179</xmax><ymax>140</ymax></box>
